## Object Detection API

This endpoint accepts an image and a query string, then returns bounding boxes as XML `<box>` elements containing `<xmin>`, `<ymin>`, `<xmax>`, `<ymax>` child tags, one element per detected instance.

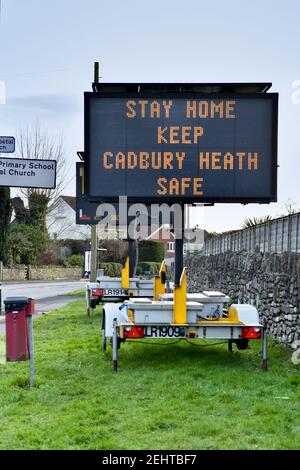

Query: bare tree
<box><xmin>13</xmin><ymin>124</ymin><xmax>73</xmax><ymax>258</ymax></box>
<box><xmin>17</xmin><ymin>123</ymin><xmax>72</xmax><ymax>213</ymax></box>
<box><xmin>283</xmin><ymin>199</ymin><xmax>299</xmax><ymax>215</ymax></box>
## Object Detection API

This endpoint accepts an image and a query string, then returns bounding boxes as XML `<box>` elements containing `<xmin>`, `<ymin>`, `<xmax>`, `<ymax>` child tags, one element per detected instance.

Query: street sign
<box><xmin>0</xmin><ymin>157</ymin><xmax>56</xmax><ymax>189</ymax></box>
<box><xmin>84</xmin><ymin>90</ymin><xmax>278</xmax><ymax>204</ymax></box>
<box><xmin>0</xmin><ymin>136</ymin><xmax>15</xmax><ymax>153</ymax></box>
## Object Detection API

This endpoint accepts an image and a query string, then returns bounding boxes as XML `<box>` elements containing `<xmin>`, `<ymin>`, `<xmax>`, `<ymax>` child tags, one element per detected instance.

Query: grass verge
<box><xmin>0</xmin><ymin>299</ymin><xmax>299</xmax><ymax>450</ymax></box>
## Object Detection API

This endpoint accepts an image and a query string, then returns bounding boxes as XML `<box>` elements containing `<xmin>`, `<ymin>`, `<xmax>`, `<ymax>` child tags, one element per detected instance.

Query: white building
<box><xmin>46</xmin><ymin>196</ymin><xmax>90</xmax><ymax>240</ymax></box>
<box><xmin>46</xmin><ymin>195</ymin><xmax>127</xmax><ymax>241</ymax></box>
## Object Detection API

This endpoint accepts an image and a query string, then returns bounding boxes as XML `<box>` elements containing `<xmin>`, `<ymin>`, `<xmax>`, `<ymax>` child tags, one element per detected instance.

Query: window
<box><xmin>167</xmin><ymin>242</ymin><xmax>175</xmax><ymax>252</ymax></box>
<box><xmin>57</xmin><ymin>206</ymin><xmax>65</xmax><ymax>214</ymax></box>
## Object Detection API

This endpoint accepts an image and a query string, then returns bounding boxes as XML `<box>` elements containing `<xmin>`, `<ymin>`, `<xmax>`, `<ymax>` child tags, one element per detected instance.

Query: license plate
<box><xmin>104</xmin><ymin>288</ymin><xmax>128</xmax><ymax>296</ymax></box>
<box><xmin>144</xmin><ymin>325</ymin><xmax>185</xmax><ymax>338</ymax></box>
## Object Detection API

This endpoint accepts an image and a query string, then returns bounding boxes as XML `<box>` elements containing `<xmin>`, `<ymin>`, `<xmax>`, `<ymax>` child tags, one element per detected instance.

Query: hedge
<box><xmin>136</xmin><ymin>262</ymin><xmax>161</xmax><ymax>276</ymax></box>
<box><xmin>138</xmin><ymin>240</ymin><xmax>164</xmax><ymax>263</ymax></box>
<box><xmin>99</xmin><ymin>262</ymin><xmax>122</xmax><ymax>277</ymax></box>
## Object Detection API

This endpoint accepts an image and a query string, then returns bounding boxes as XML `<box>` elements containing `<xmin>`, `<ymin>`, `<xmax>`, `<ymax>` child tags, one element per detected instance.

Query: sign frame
<box><xmin>0</xmin><ymin>156</ymin><xmax>57</xmax><ymax>189</ymax></box>
<box><xmin>84</xmin><ymin>90</ymin><xmax>278</xmax><ymax>204</ymax></box>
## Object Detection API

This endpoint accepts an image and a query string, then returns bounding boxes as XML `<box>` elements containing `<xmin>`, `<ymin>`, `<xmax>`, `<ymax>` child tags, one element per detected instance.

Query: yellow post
<box><xmin>173</xmin><ymin>267</ymin><xmax>187</xmax><ymax>324</ymax></box>
<box><xmin>154</xmin><ymin>260</ymin><xmax>166</xmax><ymax>300</ymax></box>
<box><xmin>121</xmin><ymin>256</ymin><xmax>130</xmax><ymax>289</ymax></box>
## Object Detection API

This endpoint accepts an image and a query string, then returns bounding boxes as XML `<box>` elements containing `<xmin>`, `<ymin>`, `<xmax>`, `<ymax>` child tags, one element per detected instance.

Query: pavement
<box><xmin>0</xmin><ymin>279</ymin><xmax>87</xmax><ymax>336</ymax></box>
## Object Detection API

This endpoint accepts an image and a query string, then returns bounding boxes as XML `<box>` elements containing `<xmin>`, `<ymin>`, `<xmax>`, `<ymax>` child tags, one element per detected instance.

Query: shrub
<box><xmin>138</xmin><ymin>240</ymin><xmax>164</xmax><ymax>263</ymax></box>
<box><xmin>99</xmin><ymin>262</ymin><xmax>122</xmax><ymax>277</ymax></box>
<box><xmin>136</xmin><ymin>262</ymin><xmax>161</xmax><ymax>276</ymax></box>
<box><xmin>64</xmin><ymin>254</ymin><xmax>84</xmax><ymax>267</ymax></box>
<box><xmin>37</xmin><ymin>252</ymin><xmax>60</xmax><ymax>266</ymax></box>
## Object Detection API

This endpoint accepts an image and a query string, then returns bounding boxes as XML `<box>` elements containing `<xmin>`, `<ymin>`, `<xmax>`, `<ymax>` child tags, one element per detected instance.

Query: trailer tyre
<box><xmin>90</xmin><ymin>299</ymin><xmax>98</xmax><ymax>309</ymax></box>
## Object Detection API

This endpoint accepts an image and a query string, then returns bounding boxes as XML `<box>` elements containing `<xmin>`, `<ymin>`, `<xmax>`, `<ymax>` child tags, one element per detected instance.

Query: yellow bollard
<box><xmin>173</xmin><ymin>267</ymin><xmax>187</xmax><ymax>324</ymax></box>
<box><xmin>121</xmin><ymin>257</ymin><xmax>130</xmax><ymax>289</ymax></box>
<box><xmin>154</xmin><ymin>260</ymin><xmax>167</xmax><ymax>300</ymax></box>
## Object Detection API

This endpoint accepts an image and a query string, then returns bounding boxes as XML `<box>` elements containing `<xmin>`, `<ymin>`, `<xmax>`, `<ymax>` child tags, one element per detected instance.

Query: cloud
<box><xmin>7</xmin><ymin>93</ymin><xmax>80</xmax><ymax>114</ymax></box>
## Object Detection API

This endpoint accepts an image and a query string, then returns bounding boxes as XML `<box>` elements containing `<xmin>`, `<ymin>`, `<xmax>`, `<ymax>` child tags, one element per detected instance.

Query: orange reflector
<box><xmin>242</xmin><ymin>327</ymin><xmax>261</xmax><ymax>339</ymax></box>
<box><xmin>91</xmin><ymin>289</ymin><xmax>103</xmax><ymax>296</ymax></box>
<box><xmin>124</xmin><ymin>326</ymin><xmax>144</xmax><ymax>338</ymax></box>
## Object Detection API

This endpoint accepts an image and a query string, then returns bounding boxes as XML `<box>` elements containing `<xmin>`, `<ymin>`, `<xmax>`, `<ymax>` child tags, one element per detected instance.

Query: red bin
<box><xmin>5</xmin><ymin>297</ymin><xmax>34</xmax><ymax>361</ymax></box>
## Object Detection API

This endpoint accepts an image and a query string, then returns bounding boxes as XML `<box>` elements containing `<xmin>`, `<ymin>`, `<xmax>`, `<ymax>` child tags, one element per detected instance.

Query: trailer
<box><xmin>102</xmin><ymin>268</ymin><xmax>268</xmax><ymax>372</ymax></box>
<box><xmin>86</xmin><ymin>258</ymin><xmax>168</xmax><ymax>313</ymax></box>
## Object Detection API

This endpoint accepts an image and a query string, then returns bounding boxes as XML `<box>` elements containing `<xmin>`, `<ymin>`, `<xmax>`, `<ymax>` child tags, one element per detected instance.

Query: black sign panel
<box><xmin>85</xmin><ymin>92</ymin><xmax>278</xmax><ymax>203</ymax></box>
<box><xmin>76</xmin><ymin>163</ymin><xmax>171</xmax><ymax>227</ymax></box>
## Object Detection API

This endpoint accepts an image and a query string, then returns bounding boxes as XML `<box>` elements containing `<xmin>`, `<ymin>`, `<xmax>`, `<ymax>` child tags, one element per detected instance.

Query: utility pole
<box><xmin>89</xmin><ymin>62</ymin><xmax>99</xmax><ymax>291</ymax></box>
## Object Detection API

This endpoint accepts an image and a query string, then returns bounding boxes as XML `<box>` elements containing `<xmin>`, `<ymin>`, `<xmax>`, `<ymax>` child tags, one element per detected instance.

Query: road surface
<box><xmin>0</xmin><ymin>279</ymin><xmax>86</xmax><ymax>302</ymax></box>
<box><xmin>0</xmin><ymin>280</ymin><xmax>87</xmax><ymax>337</ymax></box>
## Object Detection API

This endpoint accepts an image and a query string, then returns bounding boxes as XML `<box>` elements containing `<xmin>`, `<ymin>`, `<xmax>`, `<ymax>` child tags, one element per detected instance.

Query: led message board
<box><xmin>85</xmin><ymin>92</ymin><xmax>278</xmax><ymax>203</ymax></box>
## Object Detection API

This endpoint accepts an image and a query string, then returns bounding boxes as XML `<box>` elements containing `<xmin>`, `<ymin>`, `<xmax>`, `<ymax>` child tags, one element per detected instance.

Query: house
<box><xmin>46</xmin><ymin>196</ymin><xmax>90</xmax><ymax>240</ymax></box>
<box><xmin>147</xmin><ymin>224</ymin><xmax>204</xmax><ymax>267</ymax></box>
<box><xmin>46</xmin><ymin>195</ymin><xmax>128</xmax><ymax>241</ymax></box>
<box><xmin>147</xmin><ymin>224</ymin><xmax>176</xmax><ymax>267</ymax></box>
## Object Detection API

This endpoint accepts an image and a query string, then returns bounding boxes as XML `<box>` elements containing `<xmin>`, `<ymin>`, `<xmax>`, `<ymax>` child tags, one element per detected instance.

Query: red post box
<box><xmin>5</xmin><ymin>297</ymin><xmax>34</xmax><ymax>362</ymax></box>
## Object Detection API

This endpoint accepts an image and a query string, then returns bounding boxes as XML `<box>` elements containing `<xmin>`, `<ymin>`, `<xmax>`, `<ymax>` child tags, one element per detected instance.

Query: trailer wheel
<box><xmin>90</xmin><ymin>299</ymin><xmax>98</xmax><ymax>309</ymax></box>
<box><xmin>235</xmin><ymin>338</ymin><xmax>249</xmax><ymax>350</ymax></box>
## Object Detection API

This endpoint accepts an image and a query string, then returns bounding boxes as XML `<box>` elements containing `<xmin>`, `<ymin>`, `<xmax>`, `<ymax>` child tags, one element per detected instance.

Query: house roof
<box><xmin>60</xmin><ymin>195</ymin><xmax>76</xmax><ymax>210</ymax></box>
<box><xmin>147</xmin><ymin>224</ymin><xmax>175</xmax><ymax>240</ymax></box>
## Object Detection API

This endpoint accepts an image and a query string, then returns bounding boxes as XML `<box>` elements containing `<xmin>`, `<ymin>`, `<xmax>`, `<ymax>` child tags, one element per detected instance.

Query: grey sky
<box><xmin>0</xmin><ymin>0</ymin><xmax>299</xmax><ymax>231</ymax></box>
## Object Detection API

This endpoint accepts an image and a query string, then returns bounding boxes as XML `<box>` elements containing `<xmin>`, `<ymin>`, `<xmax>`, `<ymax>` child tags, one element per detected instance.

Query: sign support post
<box><xmin>89</xmin><ymin>62</ymin><xmax>100</xmax><ymax>296</ymax></box>
<box><xmin>174</xmin><ymin>204</ymin><xmax>185</xmax><ymax>288</ymax></box>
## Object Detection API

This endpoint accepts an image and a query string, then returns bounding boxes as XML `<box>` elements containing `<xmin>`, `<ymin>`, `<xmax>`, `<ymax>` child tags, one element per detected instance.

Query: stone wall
<box><xmin>186</xmin><ymin>251</ymin><xmax>300</xmax><ymax>346</ymax></box>
<box><xmin>29</xmin><ymin>266</ymin><xmax>82</xmax><ymax>280</ymax></box>
<box><xmin>2</xmin><ymin>266</ymin><xmax>26</xmax><ymax>281</ymax></box>
<box><xmin>1</xmin><ymin>265</ymin><xmax>82</xmax><ymax>281</ymax></box>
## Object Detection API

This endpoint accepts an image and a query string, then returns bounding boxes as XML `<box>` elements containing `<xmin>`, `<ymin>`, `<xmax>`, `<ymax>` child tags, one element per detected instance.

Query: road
<box><xmin>0</xmin><ymin>280</ymin><xmax>87</xmax><ymax>337</ymax></box>
<box><xmin>0</xmin><ymin>279</ymin><xmax>86</xmax><ymax>302</ymax></box>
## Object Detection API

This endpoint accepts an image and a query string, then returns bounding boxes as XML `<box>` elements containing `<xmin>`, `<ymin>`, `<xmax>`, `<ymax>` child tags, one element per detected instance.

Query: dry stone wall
<box><xmin>185</xmin><ymin>251</ymin><xmax>300</xmax><ymax>346</ymax></box>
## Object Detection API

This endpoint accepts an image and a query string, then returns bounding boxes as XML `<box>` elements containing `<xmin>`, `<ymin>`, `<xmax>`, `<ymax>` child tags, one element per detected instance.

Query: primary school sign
<box><xmin>84</xmin><ymin>88</ymin><xmax>278</xmax><ymax>204</ymax></box>
<box><xmin>0</xmin><ymin>157</ymin><xmax>56</xmax><ymax>189</ymax></box>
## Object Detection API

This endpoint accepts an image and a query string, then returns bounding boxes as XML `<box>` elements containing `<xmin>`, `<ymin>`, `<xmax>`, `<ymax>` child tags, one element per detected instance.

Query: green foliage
<box><xmin>0</xmin><ymin>300</ymin><xmax>299</xmax><ymax>450</ymax></box>
<box><xmin>9</xmin><ymin>224</ymin><xmax>48</xmax><ymax>265</ymax></box>
<box><xmin>139</xmin><ymin>240</ymin><xmax>164</xmax><ymax>263</ymax></box>
<box><xmin>64</xmin><ymin>254</ymin><xmax>84</xmax><ymax>267</ymax></box>
<box><xmin>27</xmin><ymin>192</ymin><xmax>49</xmax><ymax>230</ymax></box>
<box><xmin>241</xmin><ymin>215</ymin><xmax>273</xmax><ymax>229</ymax></box>
<box><xmin>0</xmin><ymin>187</ymin><xmax>12</xmax><ymax>265</ymax></box>
<box><xmin>99</xmin><ymin>262</ymin><xmax>122</xmax><ymax>277</ymax></box>
<box><xmin>137</xmin><ymin>261</ymin><xmax>161</xmax><ymax>276</ymax></box>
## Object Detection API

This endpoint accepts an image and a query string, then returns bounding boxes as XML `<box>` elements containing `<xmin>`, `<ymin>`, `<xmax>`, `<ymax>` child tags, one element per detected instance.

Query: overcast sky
<box><xmin>0</xmin><ymin>0</ymin><xmax>299</xmax><ymax>232</ymax></box>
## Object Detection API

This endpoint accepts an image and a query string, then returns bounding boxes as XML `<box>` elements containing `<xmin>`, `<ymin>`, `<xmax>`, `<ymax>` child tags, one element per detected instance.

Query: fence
<box><xmin>203</xmin><ymin>212</ymin><xmax>300</xmax><ymax>255</ymax></box>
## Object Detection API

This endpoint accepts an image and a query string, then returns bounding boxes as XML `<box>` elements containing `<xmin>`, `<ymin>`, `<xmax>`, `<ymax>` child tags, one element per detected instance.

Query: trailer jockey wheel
<box><xmin>234</xmin><ymin>338</ymin><xmax>249</xmax><ymax>350</ymax></box>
